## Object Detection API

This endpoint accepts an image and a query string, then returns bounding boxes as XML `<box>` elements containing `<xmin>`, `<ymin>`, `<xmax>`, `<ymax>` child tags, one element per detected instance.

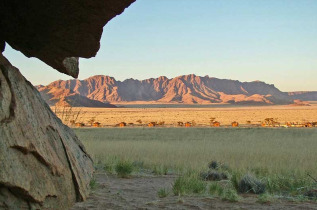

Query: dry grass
<box><xmin>56</xmin><ymin>104</ymin><xmax>317</xmax><ymax>127</ymax></box>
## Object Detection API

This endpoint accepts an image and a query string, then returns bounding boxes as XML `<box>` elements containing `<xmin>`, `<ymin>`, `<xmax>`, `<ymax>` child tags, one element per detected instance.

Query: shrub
<box><xmin>173</xmin><ymin>174</ymin><xmax>206</xmax><ymax>196</ymax></box>
<box><xmin>158</xmin><ymin>188</ymin><xmax>169</xmax><ymax>198</ymax></box>
<box><xmin>200</xmin><ymin>171</ymin><xmax>228</xmax><ymax>181</ymax></box>
<box><xmin>115</xmin><ymin>160</ymin><xmax>134</xmax><ymax>178</ymax></box>
<box><xmin>221</xmin><ymin>189</ymin><xmax>240</xmax><ymax>202</ymax></box>
<box><xmin>238</xmin><ymin>174</ymin><xmax>266</xmax><ymax>194</ymax></box>
<box><xmin>209</xmin><ymin>182</ymin><xmax>224</xmax><ymax>196</ymax></box>
<box><xmin>208</xmin><ymin>161</ymin><xmax>219</xmax><ymax>170</ymax></box>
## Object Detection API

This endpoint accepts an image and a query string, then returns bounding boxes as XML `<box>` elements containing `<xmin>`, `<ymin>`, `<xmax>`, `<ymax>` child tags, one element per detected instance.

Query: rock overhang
<box><xmin>0</xmin><ymin>0</ymin><xmax>136</xmax><ymax>78</ymax></box>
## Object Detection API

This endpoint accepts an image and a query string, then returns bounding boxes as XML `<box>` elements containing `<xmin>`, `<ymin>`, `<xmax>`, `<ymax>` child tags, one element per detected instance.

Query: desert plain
<box><xmin>55</xmin><ymin>103</ymin><xmax>317</xmax><ymax>127</ymax></box>
<box><xmin>63</xmin><ymin>103</ymin><xmax>317</xmax><ymax>209</ymax></box>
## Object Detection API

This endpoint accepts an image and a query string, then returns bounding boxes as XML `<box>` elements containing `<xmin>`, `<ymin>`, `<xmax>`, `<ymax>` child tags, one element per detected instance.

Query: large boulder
<box><xmin>0</xmin><ymin>54</ymin><xmax>93</xmax><ymax>209</ymax></box>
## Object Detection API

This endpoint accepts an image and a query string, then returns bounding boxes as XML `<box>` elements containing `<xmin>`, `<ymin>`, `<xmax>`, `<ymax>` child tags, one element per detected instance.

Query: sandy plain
<box><xmin>56</xmin><ymin>103</ymin><xmax>317</xmax><ymax>127</ymax></box>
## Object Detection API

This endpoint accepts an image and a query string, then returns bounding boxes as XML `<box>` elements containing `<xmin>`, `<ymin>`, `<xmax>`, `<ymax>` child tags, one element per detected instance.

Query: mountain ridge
<box><xmin>36</xmin><ymin>74</ymin><xmax>316</xmax><ymax>106</ymax></box>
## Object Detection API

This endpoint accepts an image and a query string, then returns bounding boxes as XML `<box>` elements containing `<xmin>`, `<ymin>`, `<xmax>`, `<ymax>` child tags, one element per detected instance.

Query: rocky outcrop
<box><xmin>0</xmin><ymin>54</ymin><xmax>94</xmax><ymax>209</ymax></box>
<box><xmin>0</xmin><ymin>0</ymin><xmax>135</xmax><ymax>209</ymax></box>
<box><xmin>0</xmin><ymin>0</ymin><xmax>135</xmax><ymax>78</ymax></box>
<box><xmin>39</xmin><ymin>74</ymin><xmax>293</xmax><ymax>105</ymax></box>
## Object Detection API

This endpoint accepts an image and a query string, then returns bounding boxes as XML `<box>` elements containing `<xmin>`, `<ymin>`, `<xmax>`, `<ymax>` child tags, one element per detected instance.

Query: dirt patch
<box><xmin>72</xmin><ymin>173</ymin><xmax>317</xmax><ymax>210</ymax></box>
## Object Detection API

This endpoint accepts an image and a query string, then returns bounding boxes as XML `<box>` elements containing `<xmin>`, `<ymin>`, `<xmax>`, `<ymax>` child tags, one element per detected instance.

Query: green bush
<box><xmin>115</xmin><ymin>160</ymin><xmax>134</xmax><ymax>178</ymax></box>
<box><xmin>173</xmin><ymin>174</ymin><xmax>206</xmax><ymax>196</ymax></box>
<box><xmin>200</xmin><ymin>170</ymin><xmax>228</xmax><ymax>181</ymax></box>
<box><xmin>208</xmin><ymin>161</ymin><xmax>219</xmax><ymax>170</ymax></box>
<box><xmin>238</xmin><ymin>174</ymin><xmax>266</xmax><ymax>194</ymax></box>
<box><xmin>221</xmin><ymin>189</ymin><xmax>240</xmax><ymax>202</ymax></box>
<box><xmin>209</xmin><ymin>182</ymin><xmax>224</xmax><ymax>196</ymax></box>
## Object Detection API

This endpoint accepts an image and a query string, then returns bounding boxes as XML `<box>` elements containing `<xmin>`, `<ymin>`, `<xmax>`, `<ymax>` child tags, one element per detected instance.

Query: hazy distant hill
<box><xmin>37</xmin><ymin>74</ymin><xmax>299</xmax><ymax>106</ymax></box>
<box><xmin>287</xmin><ymin>91</ymin><xmax>317</xmax><ymax>101</ymax></box>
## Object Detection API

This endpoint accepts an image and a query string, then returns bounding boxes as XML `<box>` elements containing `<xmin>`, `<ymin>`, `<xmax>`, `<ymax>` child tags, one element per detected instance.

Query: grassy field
<box><xmin>75</xmin><ymin>127</ymin><xmax>317</xmax><ymax>176</ymax></box>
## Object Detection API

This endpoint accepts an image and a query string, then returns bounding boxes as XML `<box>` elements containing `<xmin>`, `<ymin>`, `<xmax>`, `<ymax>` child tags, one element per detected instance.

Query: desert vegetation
<box><xmin>53</xmin><ymin>104</ymin><xmax>317</xmax><ymax>207</ymax></box>
<box><xmin>53</xmin><ymin>105</ymin><xmax>317</xmax><ymax>129</ymax></box>
<box><xmin>75</xmin><ymin>127</ymin><xmax>317</xmax><ymax>203</ymax></box>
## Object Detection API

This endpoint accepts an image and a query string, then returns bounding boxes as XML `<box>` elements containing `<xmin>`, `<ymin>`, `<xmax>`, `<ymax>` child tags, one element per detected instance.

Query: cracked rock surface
<box><xmin>0</xmin><ymin>54</ymin><xmax>93</xmax><ymax>209</ymax></box>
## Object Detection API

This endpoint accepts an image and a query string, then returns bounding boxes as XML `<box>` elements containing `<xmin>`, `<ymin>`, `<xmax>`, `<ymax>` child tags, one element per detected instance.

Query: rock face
<box><xmin>0</xmin><ymin>0</ymin><xmax>135</xmax><ymax>209</ymax></box>
<box><xmin>0</xmin><ymin>0</ymin><xmax>135</xmax><ymax>77</ymax></box>
<box><xmin>39</xmin><ymin>74</ymin><xmax>293</xmax><ymax>105</ymax></box>
<box><xmin>0</xmin><ymin>54</ymin><xmax>94</xmax><ymax>209</ymax></box>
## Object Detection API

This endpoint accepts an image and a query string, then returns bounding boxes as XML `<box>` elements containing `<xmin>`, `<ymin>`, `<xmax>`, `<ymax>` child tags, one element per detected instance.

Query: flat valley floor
<box><xmin>58</xmin><ymin>103</ymin><xmax>317</xmax><ymax>127</ymax></box>
<box><xmin>71</xmin><ymin>127</ymin><xmax>317</xmax><ymax>209</ymax></box>
<box><xmin>66</xmin><ymin>104</ymin><xmax>317</xmax><ymax>209</ymax></box>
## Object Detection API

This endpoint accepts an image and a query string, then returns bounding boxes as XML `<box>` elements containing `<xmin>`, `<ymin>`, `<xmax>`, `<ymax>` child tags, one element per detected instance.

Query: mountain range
<box><xmin>36</xmin><ymin>74</ymin><xmax>316</xmax><ymax>107</ymax></box>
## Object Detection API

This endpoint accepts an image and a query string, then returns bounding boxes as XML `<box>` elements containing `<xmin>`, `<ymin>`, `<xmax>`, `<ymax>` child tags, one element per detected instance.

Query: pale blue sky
<box><xmin>3</xmin><ymin>0</ymin><xmax>317</xmax><ymax>91</ymax></box>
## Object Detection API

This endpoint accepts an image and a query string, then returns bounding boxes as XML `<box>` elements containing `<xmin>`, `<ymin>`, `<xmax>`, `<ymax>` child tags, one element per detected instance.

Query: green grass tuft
<box><xmin>89</xmin><ymin>177</ymin><xmax>98</xmax><ymax>190</ymax></box>
<box><xmin>152</xmin><ymin>165</ymin><xmax>169</xmax><ymax>175</ymax></box>
<box><xmin>209</xmin><ymin>182</ymin><xmax>224</xmax><ymax>196</ymax></box>
<box><xmin>157</xmin><ymin>188</ymin><xmax>169</xmax><ymax>198</ymax></box>
<box><xmin>173</xmin><ymin>173</ymin><xmax>206</xmax><ymax>196</ymax></box>
<box><xmin>221</xmin><ymin>189</ymin><xmax>240</xmax><ymax>202</ymax></box>
<box><xmin>115</xmin><ymin>160</ymin><xmax>134</xmax><ymax>178</ymax></box>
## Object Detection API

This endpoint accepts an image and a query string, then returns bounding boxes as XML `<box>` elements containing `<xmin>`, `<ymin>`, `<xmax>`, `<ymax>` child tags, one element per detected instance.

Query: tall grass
<box><xmin>75</xmin><ymin>127</ymin><xmax>317</xmax><ymax>176</ymax></box>
<box><xmin>172</xmin><ymin>173</ymin><xmax>206</xmax><ymax>195</ymax></box>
